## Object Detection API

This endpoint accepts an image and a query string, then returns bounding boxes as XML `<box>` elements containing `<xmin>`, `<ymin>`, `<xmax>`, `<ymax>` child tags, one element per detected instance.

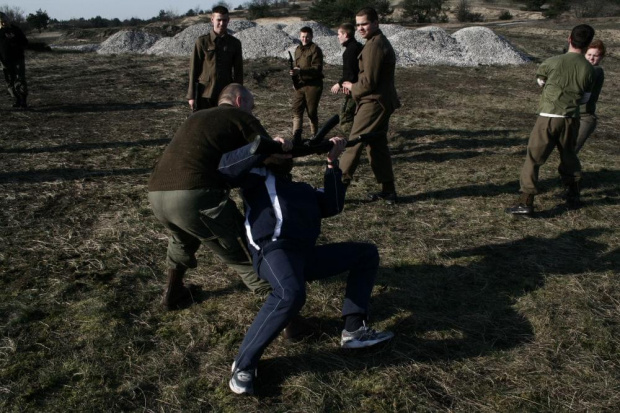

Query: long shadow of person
<box><xmin>254</xmin><ymin>228</ymin><xmax>615</xmax><ymax>397</ymax></box>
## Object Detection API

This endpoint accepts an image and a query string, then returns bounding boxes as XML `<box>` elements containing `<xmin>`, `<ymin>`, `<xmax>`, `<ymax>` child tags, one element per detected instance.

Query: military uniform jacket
<box><xmin>0</xmin><ymin>24</ymin><xmax>28</xmax><ymax>66</ymax></box>
<box><xmin>294</xmin><ymin>42</ymin><xmax>324</xmax><ymax>86</ymax></box>
<box><xmin>351</xmin><ymin>29</ymin><xmax>400</xmax><ymax>113</ymax></box>
<box><xmin>148</xmin><ymin>104</ymin><xmax>269</xmax><ymax>191</ymax></box>
<box><xmin>186</xmin><ymin>30</ymin><xmax>243</xmax><ymax>101</ymax></box>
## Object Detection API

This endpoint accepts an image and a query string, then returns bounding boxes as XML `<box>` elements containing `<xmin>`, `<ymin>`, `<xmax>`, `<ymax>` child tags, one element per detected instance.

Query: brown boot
<box><xmin>162</xmin><ymin>268</ymin><xmax>192</xmax><ymax>310</ymax></box>
<box><xmin>505</xmin><ymin>193</ymin><xmax>534</xmax><ymax>215</ymax></box>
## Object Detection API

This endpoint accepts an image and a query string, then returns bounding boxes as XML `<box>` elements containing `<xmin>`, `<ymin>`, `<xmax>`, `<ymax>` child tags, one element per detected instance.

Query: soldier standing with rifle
<box><xmin>187</xmin><ymin>6</ymin><xmax>243</xmax><ymax>112</ymax></box>
<box><xmin>290</xmin><ymin>26</ymin><xmax>324</xmax><ymax>137</ymax></box>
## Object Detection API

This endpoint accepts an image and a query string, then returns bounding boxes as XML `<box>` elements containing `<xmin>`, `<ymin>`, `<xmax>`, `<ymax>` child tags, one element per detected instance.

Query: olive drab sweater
<box><xmin>148</xmin><ymin>105</ymin><xmax>269</xmax><ymax>191</ymax></box>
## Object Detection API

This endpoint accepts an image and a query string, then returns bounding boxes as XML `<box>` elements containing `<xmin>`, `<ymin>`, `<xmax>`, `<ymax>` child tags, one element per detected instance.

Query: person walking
<box><xmin>340</xmin><ymin>7</ymin><xmax>400</xmax><ymax>205</ymax></box>
<box><xmin>330</xmin><ymin>22</ymin><xmax>363</xmax><ymax>136</ymax></box>
<box><xmin>0</xmin><ymin>12</ymin><xmax>28</xmax><ymax>109</ymax></box>
<box><xmin>290</xmin><ymin>26</ymin><xmax>324</xmax><ymax>137</ymax></box>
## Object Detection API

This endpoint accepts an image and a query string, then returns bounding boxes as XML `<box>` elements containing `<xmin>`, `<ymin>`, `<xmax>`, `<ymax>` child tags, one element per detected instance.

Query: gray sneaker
<box><xmin>340</xmin><ymin>325</ymin><xmax>394</xmax><ymax>349</ymax></box>
<box><xmin>229</xmin><ymin>362</ymin><xmax>256</xmax><ymax>395</ymax></box>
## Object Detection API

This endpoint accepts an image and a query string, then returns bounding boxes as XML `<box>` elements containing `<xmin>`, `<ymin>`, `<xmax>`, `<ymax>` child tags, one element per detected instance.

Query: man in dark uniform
<box><xmin>148</xmin><ymin>84</ymin><xmax>270</xmax><ymax>310</ymax></box>
<box><xmin>290</xmin><ymin>26</ymin><xmax>324</xmax><ymax>137</ymax></box>
<box><xmin>0</xmin><ymin>12</ymin><xmax>28</xmax><ymax>109</ymax></box>
<box><xmin>187</xmin><ymin>6</ymin><xmax>243</xmax><ymax>112</ymax></box>
<box><xmin>341</xmin><ymin>8</ymin><xmax>400</xmax><ymax>205</ymax></box>
<box><xmin>330</xmin><ymin>23</ymin><xmax>364</xmax><ymax>136</ymax></box>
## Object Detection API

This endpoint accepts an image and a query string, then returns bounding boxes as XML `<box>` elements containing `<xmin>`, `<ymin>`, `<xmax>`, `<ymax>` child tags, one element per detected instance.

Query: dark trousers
<box><xmin>575</xmin><ymin>113</ymin><xmax>597</xmax><ymax>154</ymax></box>
<box><xmin>3</xmin><ymin>59</ymin><xmax>27</xmax><ymax>104</ymax></box>
<box><xmin>234</xmin><ymin>242</ymin><xmax>379</xmax><ymax>371</ymax></box>
<box><xmin>519</xmin><ymin>116</ymin><xmax>581</xmax><ymax>194</ymax></box>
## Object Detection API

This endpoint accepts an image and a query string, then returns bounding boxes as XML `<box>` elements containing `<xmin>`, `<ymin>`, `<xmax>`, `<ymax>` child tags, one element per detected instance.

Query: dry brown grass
<box><xmin>1</xmin><ymin>17</ymin><xmax>619</xmax><ymax>412</ymax></box>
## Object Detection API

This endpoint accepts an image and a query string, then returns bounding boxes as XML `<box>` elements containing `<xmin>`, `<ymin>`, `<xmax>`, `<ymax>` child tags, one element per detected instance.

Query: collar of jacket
<box><xmin>209</xmin><ymin>30</ymin><xmax>228</xmax><ymax>42</ymax></box>
<box><xmin>365</xmin><ymin>29</ymin><xmax>383</xmax><ymax>42</ymax></box>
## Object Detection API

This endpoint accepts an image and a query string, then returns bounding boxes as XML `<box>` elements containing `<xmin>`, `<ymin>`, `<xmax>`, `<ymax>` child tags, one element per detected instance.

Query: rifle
<box><xmin>287</xmin><ymin>51</ymin><xmax>302</xmax><ymax>90</ymax></box>
<box><xmin>192</xmin><ymin>81</ymin><xmax>200</xmax><ymax>112</ymax></box>
<box><xmin>250</xmin><ymin>114</ymin><xmax>382</xmax><ymax>158</ymax></box>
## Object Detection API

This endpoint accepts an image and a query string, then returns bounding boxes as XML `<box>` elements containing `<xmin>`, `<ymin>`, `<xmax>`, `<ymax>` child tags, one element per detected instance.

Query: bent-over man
<box><xmin>148</xmin><ymin>84</ymin><xmax>270</xmax><ymax>310</ymax></box>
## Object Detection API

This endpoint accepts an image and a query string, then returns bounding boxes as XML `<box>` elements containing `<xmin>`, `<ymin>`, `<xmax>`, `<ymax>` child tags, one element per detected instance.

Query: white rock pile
<box><xmin>84</xmin><ymin>21</ymin><xmax>529</xmax><ymax>66</ymax></box>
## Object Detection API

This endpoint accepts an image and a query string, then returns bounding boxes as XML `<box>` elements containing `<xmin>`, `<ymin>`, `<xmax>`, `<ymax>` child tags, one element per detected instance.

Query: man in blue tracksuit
<box><xmin>218</xmin><ymin>137</ymin><xmax>394</xmax><ymax>395</ymax></box>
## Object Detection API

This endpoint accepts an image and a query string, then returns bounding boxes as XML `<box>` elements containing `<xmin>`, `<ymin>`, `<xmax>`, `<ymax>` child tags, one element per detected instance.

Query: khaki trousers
<box><xmin>292</xmin><ymin>83</ymin><xmax>323</xmax><ymax>134</ymax></box>
<box><xmin>340</xmin><ymin>100</ymin><xmax>395</xmax><ymax>184</ymax></box>
<box><xmin>519</xmin><ymin>116</ymin><xmax>581</xmax><ymax>195</ymax></box>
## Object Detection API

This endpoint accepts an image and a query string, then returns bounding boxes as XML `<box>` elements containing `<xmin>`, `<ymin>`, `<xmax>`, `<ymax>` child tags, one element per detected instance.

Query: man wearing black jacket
<box><xmin>0</xmin><ymin>12</ymin><xmax>28</xmax><ymax>109</ymax></box>
<box><xmin>330</xmin><ymin>23</ymin><xmax>363</xmax><ymax>136</ymax></box>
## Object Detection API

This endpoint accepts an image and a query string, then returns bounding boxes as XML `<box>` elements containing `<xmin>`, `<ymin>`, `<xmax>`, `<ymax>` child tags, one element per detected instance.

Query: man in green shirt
<box><xmin>506</xmin><ymin>24</ymin><xmax>595</xmax><ymax>215</ymax></box>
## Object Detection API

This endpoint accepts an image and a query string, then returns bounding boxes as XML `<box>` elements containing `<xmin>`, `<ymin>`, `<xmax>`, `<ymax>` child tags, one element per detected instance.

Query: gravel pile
<box><xmin>283</xmin><ymin>21</ymin><xmax>336</xmax><ymax>37</ymax></box>
<box><xmin>390</xmin><ymin>26</ymin><xmax>468</xmax><ymax>67</ymax></box>
<box><xmin>51</xmin><ymin>44</ymin><xmax>100</xmax><ymax>52</ymax></box>
<box><xmin>97</xmin><ymin>30</ymin><xmax>161</xmax><ymax>55</ymax></box>
<box><xmin>146</xmin><ymin>23</ymin><xmax>211</xmax><ymax>56</ymax></box>
<box><xmin>453</xmin><ymin>26</ymin><xmax>529</xmax><ymax>65</ymax></box>
<box><xmin>90</xmin><ymin>20</ymin><xmax>528</xmax><ymax>66</ymax></box>
<box><xmin>234</xmin><ymin>26</ymin><xmax>297</xmax><ymax>60</ymax></box>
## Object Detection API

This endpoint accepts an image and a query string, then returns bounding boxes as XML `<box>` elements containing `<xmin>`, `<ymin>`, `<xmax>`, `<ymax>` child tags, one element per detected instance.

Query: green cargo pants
<box><xmin>148</xmin><ymin>188</ymin><xmax>271</xmax><ymax>294</ymax></box>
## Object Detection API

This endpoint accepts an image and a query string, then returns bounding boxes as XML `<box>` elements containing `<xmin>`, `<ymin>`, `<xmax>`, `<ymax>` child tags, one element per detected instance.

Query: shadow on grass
<box><xmin>0</xmin><ymin>167</ymin><xmax>153</xmax><ymax>184</ymax></box>
<box><xmin>30</xmin><ymin>101</ymin><xmax>181</xmax><ymax>113</ymax></box>
<box><xmin>252</xmin><ymin>228</ymin><xmax>616</xmax><ymax>397</ymax></box>
<box><xmin>0</xmin><ymin>138</ymin><xmax>171</xmax><ymax>154</ymax></box>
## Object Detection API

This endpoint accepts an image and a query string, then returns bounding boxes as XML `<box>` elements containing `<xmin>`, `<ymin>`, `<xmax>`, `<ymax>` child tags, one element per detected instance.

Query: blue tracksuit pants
<box><xmin>234</xmin><ymin>242</ymin><xmax>379</xmax><ymax>371</ymax></box>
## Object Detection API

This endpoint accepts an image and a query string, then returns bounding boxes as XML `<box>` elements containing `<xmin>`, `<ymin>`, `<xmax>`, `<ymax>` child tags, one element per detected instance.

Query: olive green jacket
<box><xmin>294</xmin><ymin>42</ymin><xmax>324</xmax><ymax>86</ymax></box>
<box><xmin>351</xmin><ymin>29</ymin><xmax>400</xmax><ymax>113</ymax></box>
<box><xmin>186</xmin><ymin>30</ymin><xmax>243</xmax><ymax>101</ymax></box>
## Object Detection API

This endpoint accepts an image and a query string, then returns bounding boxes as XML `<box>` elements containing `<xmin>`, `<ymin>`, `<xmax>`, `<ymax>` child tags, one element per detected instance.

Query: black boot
<box><xmin>565</xmin><ymin>182</ymin><xmax>581</xmax><ymax>209</ymax></box>
<box><xmin>162</xmin><ymin>268</ymin><xmax>192</xmax><ymax>310</ymax></box>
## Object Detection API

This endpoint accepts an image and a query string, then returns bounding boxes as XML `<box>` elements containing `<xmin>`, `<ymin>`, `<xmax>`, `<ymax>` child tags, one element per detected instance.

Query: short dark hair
<box><xmin>300</xmin><ymin>26</ymin><xmax>313</xmax><ymax>36</ymax></box>
<box><xmin>212</xmin><ymin>5</ymin><xmax>229</xmax><ymax>15</ymax></box>
<box><xmin>339</xmin><ymin>23</ymin><xmax>355</xmax><ymax>38</ymax></box>
<box><xmin>570</xmin><ymin>24</ymin><xmax>595</xmax><ymax>50</ymax></box>
<box><xmin>356</xmin><ymin>7</ymin><xmax>378</xmax><ymax>22</ymax></box>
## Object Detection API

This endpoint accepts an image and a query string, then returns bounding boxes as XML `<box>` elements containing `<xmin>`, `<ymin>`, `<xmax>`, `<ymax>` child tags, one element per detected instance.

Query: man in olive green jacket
<box><xmin>341</xmin><ymin>7</ymin><xmax>400</xmax><ymax>205</ymax></box>
<box><xmin>187</xmin><ymin>6</ymin><xmax>243</xmax><ymax>111</ymax></box>
<box><xmin>290</xmin><ymin>26</ymin><xmax>324</xmax><ymax>137</ymax></box>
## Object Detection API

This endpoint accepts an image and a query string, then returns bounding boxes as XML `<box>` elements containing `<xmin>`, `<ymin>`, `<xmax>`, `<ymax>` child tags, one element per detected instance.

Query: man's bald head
<box><xmin>218</xmin><ymin>83</ymin><xmax>255</xmax><ymax>113</ymax></box>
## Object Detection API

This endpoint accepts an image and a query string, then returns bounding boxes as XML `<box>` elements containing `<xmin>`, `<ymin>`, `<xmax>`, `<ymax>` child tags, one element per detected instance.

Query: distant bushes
<box><xmin>455</xmin><ymin>0</ymin><xmax>484</xmax><ymax>22</ymax></box>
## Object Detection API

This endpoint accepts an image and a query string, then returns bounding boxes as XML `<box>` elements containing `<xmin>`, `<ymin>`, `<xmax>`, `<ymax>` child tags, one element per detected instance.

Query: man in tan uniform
<box><xmin>341</xmin><ymin>7</ymin><xmax>400</xmax><ymax>205</ymax></box>
<box><xmin>290</xmin><ymin>26</ymin><xmax>324</xmax><ymax>137</ymax></box>
<box><xmin>187</xmin><ymin>6</ymin><xmax>243</xmax><ymax>111</ymax></box>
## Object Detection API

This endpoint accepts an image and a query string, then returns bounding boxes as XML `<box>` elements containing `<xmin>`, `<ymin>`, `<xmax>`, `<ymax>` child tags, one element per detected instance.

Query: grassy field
<box><xmin>1</xmin><ymin>18</ymin><xmax>619</xmax><ymax>412</ymax></box>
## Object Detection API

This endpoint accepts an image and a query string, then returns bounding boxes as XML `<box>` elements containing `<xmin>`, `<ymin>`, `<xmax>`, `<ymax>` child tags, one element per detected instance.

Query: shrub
<box><xmin>307</xmin><ymin>0</ymin><xmax>393</xmax><ymax>28</ymax></box>
<box><xmin>401</xmin><ymin>0</ymin><xmax>447</xmax><ymax>23</ymax></box>
<box><xmin>499</xmin><ymin>10</ymin><xmax>513</xmax><ymax>20</ymax></box>
<box><xmin>455</xmin><ymin>0</ymin><xmax>484</xmax><ymax>22</ymax></box>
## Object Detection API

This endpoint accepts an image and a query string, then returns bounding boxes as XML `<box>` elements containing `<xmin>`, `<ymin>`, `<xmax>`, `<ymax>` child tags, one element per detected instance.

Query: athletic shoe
<box><xmin>229</xmin><ymin>362</ymin><xmax>256</xmax><ymax>395</ymax></box>
<box><xmin>504</xmin><ymin>203</ymin><xmax>533</xmax><ymax>215</ymax></box>
<box><xmin>340</xmin><ymin>325</ymin><xmax>394</xmax><ymax>349</ymax></box>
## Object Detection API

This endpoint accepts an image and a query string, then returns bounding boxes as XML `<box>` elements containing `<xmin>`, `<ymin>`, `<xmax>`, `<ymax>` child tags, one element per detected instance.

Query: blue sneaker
<box><xmin>340</xmin><ymin>325</ymin><xmax>394</xmax><ymax>349</ymax></box>
<box><xmin>229</xmin><ymin>362</ymin><xmax>256</xmax><ymax>395</ymax></box>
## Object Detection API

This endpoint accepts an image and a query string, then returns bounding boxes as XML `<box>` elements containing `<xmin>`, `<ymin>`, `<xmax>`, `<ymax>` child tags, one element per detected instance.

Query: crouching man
<box><xmin>218</xmin><ymin>136</ymin><xmax>394</xmax><ymax>395</ymax></box>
